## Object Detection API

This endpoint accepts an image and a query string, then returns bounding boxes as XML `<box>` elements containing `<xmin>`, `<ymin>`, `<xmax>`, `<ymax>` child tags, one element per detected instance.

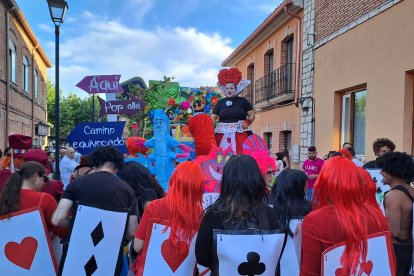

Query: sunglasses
<box><xmin>38</xmin><ymin>173</ymin><xmax>49</xmax><ymax>182</ymax></box>
<box><xmin>266</xmin><ymin>170</ymin><xmax>276</xmax><ymax>176</ymax></box>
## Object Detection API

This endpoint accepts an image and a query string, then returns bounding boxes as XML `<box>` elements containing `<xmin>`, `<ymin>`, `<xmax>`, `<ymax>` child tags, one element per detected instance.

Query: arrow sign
<box><xmin>98</xmin><ymin>93</ymin><xmax>146</xmax><ymax>118</ymax></box>
<box><xmin>67</xmin><ymin>122</ymin><xmax>128</xmax><ymax>155</ymax></box>
<box><xmin>76</xmin><ymin>75</ymin><xmax>124</xmax><ymax>94</ymax></box>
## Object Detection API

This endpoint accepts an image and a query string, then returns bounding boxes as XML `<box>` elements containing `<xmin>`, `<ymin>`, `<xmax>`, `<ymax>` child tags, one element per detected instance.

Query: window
<box><xmin>264</xmin><ymin>49</ymin><xmax>274</xmax><ymax>99</ymax></box>
<box><xmin>34</xmin><ymin>69</ymin><xmax>38</xmax><ymax>98</ymax></box>
<box><xmin>244</xmin><ymin>63</ymin><xmax>254</xmax><ymax>104</ymax></box>
<box><xmin>341</xmin><ymin>90</ymin><xmax>367</xmax><ymax>156</ymax></box>
<box><xmin>264</xmin><ymin>49</ymin><xmax>274</xmax><ymax>76</ymax></box>
<box><xmin>279</xmin><ymin>130</ymin><xmax>292</xmax><ymax>152</ymax></box>
<box><xmin>23</xmin><ymin>56</ymin><xmax>29</xmax><ymax>93</ymax></box>
<box><xmin>286</xmin><ymin>38</ymin><xmax>294</xmax><ymax>92</ymax></box>
<box><xmin>263</xmin><ymin>132</ymin><xmax>273</xmax><ymax>151</ymax></box>
<box><xmin>9</xmin><ymin>41</ymin><xmax>16</xmax><ymax>83</ymax></box>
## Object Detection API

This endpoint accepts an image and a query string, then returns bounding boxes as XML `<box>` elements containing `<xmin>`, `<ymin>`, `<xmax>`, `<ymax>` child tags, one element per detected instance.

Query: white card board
<box><xmin>0</xmin><ymin>208</ymin><xmax>57</xmax><ymax>275</ymax></box>
<box><xmin>61</xmin><ymin>204</ymin><xmax>128</xmax><ymax>276</ymax></box>
<box><xmin>216</xmin><ymin>231</ymin><xmax>285</xmax><ymax>276</ymax></box>
<box><xmin>279</xmin><ymin>219</ymin><xmax>302</xmax><ymax>276</ymax></box>
<box><xmin>143</xmin><ymin>223</ymin><xmax>197</xmax><ymax>275</ymax></box>
<box><xmin>322</xmin><ymin>232</ymin><xmax>395</xmax><ymax>276</ymax></box>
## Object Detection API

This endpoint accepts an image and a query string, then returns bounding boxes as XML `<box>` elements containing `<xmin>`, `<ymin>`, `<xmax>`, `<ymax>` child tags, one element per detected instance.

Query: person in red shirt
<box><xmin>131</xmin><ymin>161</ymin><xmax>205</xmax><ymax>276</ymax></box>
<box><xmin>0</xmin><ymin>161</ymin><xmax>68</xmax><ymax>239</ymax></box>
<box><xmin>300</xmin><ymin>156</ymin><xmax>391</xmax><ymax>276</ymax></box>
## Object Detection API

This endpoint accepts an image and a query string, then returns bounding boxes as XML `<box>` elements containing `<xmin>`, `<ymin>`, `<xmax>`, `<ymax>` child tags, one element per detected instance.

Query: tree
<box><xmin>47</xmin><ymin>79</ymin><xmax>100</xmax><ymax>138</ymax></box>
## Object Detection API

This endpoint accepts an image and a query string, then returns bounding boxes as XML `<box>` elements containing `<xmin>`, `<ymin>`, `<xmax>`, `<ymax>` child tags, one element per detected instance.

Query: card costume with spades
<box><xmin>211</xmin><ymin>68</ymin><xmax>254</xmax><ymax>154</ymax></box>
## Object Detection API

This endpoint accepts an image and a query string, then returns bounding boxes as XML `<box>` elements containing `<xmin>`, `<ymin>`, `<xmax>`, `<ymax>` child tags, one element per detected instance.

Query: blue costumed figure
<box><xmin>144</xmin><ymin>109</ymin><xmax>180</xmax><ymax>192</ymax></box>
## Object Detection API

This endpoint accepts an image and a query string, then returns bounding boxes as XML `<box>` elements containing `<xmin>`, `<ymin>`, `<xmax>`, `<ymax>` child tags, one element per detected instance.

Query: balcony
<box><xmin>254</xmin><ymin>63</ymin><xmax>295</xmax><ymax>110</ymax></box>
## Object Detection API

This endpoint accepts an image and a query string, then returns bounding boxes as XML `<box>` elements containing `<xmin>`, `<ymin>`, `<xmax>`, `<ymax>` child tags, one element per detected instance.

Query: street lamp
<box><xmin>47</xmin><ymin>0</ymin><xmax>68</xmax><ymax>180</ymax></box>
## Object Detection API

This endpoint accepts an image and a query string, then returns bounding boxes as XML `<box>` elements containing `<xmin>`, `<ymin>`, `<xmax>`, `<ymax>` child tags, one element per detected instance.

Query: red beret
<box><xmin>24</xmin><ymin>149</ymin><xmax>48</xmax><ymax>168</ymax></box>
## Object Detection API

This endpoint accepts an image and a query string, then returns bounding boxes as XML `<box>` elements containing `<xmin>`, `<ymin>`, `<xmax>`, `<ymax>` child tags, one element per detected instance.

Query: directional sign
<box><xmin>67</xmin><ymin>122</ymin><xmax>128</xmax><ymax>155</ymax></box>
<box><xmin>98</xmin><ymin>93</ymin><xmax>146</xmax><ymax>118</ymax></box>
<box><xmin>76</xmin><ymin>75</ymin><xmax>124</xmax><ymax>94</ymax></box>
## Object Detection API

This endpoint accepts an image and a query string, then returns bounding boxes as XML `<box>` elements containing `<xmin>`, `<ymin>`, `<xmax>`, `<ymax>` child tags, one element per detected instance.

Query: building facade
<box><xmin>222</xmin><ymin>0</ymin><xmax>304</xmax><ymax>167</ymax></box>
<box><xmin>311</xmin><ymin>0</ymin><xmax>413</xmax><ymax>161</ymax></box>
<box><xmin>0</xmin><ymin>0</ymin><xmax>51</xmax><ymax>149</ymax></box>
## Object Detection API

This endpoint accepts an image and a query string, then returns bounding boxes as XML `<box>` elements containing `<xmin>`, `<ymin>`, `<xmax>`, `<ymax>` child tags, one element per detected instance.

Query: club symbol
<box><xmin>237</xmin><ymin>252</ymin><xmax>266</xmax><ymax>276</ymax></box>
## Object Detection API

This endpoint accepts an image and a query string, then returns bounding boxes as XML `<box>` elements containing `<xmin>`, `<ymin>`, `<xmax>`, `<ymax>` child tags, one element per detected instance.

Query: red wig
<box><xmin>313</xmin><ymin>156</ymin><xmax>385</xmax><ymax>275</ymax></box>
<box><xmin>339</xmin><ymin>148</ymin><xmax>352</xmax><ymax>160</ymax></box>
<box><xmin>166</xmin><ymin>161</ymin><xmax>205</xmax><ymax>255</ymax></box>
<box><xmin>217</xmin><ymin>68</ymin><xmax>242</xmax><ymax>86</ymax></box>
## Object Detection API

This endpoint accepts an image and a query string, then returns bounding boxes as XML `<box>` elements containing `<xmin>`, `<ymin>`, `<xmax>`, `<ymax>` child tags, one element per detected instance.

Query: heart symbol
<box><xmin>227</xmin><ymin>137</ymin><xmax>231</xmax><ymax>144</ymax></box>
<box><xmin>5</xmin><ymin>237</ymin><xmax>38</xmax><ymax>270</ymax></box>
<box><xmin>335</xmin><ymin>268</ymin><xmax>344</xmax><ymax>276</ymax></box>
<box><xmin>361</xmin><ymin>260</ymin><xmax>373</xmax><ymax>275</ymax></box>
<box><xmin>161</xmin><ymin>239</ymin><xmax>188</xmax><ymax>272</ymax></box>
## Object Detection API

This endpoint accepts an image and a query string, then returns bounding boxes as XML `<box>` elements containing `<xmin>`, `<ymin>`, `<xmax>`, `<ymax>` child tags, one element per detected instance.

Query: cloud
<box><xmin>38</xmin><ymin>23</ymin><xmax>54</xmax><ymax>33</ymax></box>
<box><xmin>48</xmin><ymin>15</ymin><xmax>234</xmax><ymax>96</ymax></box>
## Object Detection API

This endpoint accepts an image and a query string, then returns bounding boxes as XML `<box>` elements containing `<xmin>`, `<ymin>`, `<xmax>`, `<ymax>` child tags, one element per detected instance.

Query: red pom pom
<box><xmin>126</xmin><ymin>137</ymin><xmax>148</xmax><ymax>155</ymax></box>
<box><xmin>217</xmin><ymin>68</ymin><xmax>242</xmax><ymax>86</ymax></box>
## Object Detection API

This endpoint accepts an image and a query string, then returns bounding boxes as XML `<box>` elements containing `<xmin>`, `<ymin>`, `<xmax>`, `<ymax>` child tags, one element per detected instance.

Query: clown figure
<box><xmin>211</xmin><ymin>68</ymin><xmax>255</xmax><ymax>154</ymax></box>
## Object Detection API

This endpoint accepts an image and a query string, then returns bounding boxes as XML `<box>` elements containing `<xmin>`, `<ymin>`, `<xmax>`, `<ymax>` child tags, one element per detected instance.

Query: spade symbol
<box><xmin>237</xmin><ymin>252</ymin><xmax>266</xmax><ymax>276</ymax></box>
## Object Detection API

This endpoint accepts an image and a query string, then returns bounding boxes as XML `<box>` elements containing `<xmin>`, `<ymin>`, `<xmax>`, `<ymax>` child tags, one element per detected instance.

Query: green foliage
<box><xmin>47</xmin><ymin>79</ymin><xmax>101</xmax><ymax>137</ymax></box>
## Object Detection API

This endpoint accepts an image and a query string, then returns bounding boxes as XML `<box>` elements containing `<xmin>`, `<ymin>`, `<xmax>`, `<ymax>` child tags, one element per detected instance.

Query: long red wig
<box><xmin>166</xmin><ymin>161</ymin><xmax>205</xmax><ymax>255</ymax></box>
<box><xmin>313</xmin><ymin>156</ymin><xmax>385</xmax><ymax>275</ymax></box>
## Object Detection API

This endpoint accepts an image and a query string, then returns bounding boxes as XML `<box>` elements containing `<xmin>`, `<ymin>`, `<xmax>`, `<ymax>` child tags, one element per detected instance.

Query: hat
<box><xmin>24</xmin><ymin>149</ymin><xmax>48</xmax><ymax>168</ymax></box>
<box><xmin>8</xmin><ymin>134</ymin><xmax>32</xmax><ymax>158</ymax></box>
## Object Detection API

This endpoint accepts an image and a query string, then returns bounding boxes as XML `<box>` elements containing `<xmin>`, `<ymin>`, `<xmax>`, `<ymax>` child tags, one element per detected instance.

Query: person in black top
<box><xmin>270</xmin><ymin>169</ymin><xmax>311</xmax><ymax>235</ymax></box>
<box><xmin>378</xmin><ymin>152</ymin><xmax>414</xmax><ymax>276</ymax></box>
<box><xmin>211</xmin><ymin>68</ymin><xmax>255</xmax><ymax>154</ymax></box>
<box><xmin>195</xmin><ymin>155</ymin><xmax>279</xmax><ymax>275</ymax></box>
<box><xmin>52</xmin><ymin>146</ymin><xmax>138</xmax><ymax>240</ymax></box>
<box><xmin>52</xmin><ymin>146</ymin><xmax>138</xmax><ymax>274</ymax></box>
<box><xmin>116</xmin><ymin>161</ymin><xmax>163</xmax><ymax>217</ymax></box>
<box><xmin>363</xmin><ymin>138</ymin><xmax>396</xmax><ymax>169</ymax></box>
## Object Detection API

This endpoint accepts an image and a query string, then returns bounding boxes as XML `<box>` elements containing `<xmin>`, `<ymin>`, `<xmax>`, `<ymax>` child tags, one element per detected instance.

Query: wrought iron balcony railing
<box><xmin>254</xmin><ymin>63</ymin><xmax>295</xmax><ymax>105</ymax></box>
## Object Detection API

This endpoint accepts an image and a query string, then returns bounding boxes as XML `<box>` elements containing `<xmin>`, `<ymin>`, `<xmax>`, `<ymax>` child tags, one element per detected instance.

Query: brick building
<box><xmin>307</xmin><ymin>0</ymin><xmax>414</xmax><ymax>161</ymax></box>
<box><xmin>222</xmin><ymin>0</ymin><xmax>304</xmax><ymax>167</ymax></box>
<box><xmin>0</xmin><ymin>0</ymin><xmax>51</xmax><ymax>149</ymax></box>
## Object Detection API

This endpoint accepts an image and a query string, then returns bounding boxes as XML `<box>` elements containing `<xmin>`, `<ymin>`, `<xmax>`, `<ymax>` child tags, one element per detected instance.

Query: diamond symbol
<box><xmin>84</xmin><ymin>255</ymin><xmax>98</xmax><ymax>276</ymax></box>
<box><xmin>91</xmin><ymin>221</ymin><xmax>104</xmax><ymax>247</ymax></box>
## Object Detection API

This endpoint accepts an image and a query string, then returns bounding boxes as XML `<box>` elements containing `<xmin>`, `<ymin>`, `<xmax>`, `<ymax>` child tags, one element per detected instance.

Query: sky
<box><xmin>16</xmin><ymin>0</ymin><xmax>282</xmax><ymax>96</ymax></box>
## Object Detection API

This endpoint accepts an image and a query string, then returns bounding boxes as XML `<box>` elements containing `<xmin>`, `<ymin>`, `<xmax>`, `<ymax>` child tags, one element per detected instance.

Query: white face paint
<box><xmin>224</xmin><ymin>83</ymin><xmax>237</xmax><ymax>98</ymax></box>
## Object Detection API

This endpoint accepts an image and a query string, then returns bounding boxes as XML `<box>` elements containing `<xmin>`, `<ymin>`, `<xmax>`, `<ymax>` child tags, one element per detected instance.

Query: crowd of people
<box><xmin>0</xmin><ymin>133</ymin><xmax>413</xmax><ymax>275</ymax></box>
<box><xmin>0</xmin><ymin>67</ymin><xmax>413</xmax><ymax>275</ymax></box>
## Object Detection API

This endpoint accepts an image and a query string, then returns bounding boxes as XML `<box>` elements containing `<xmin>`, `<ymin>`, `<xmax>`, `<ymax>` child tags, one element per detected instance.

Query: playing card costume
<box><xmin>300</xmin><ymin>157</ymin><xmax>393</xmax><ymax>275</ymax></box>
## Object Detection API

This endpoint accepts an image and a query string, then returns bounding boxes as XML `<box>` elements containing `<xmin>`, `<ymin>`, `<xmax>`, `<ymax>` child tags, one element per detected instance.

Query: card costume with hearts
<box><xmin>212</xmin><ymin>68</ymin><xmax>254</xmax><ymax>154</ymax></box>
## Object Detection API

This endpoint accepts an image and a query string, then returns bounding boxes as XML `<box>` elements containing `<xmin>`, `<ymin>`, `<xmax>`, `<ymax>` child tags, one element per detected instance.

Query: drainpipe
<box><xmin>5</xmin><ymin>6</ymin><xmax>16</xmax><ymax>148</ymax></box>
<box><xmin>284</xmin><ymin>2</ymin><xmax>303</xmax><ymax>164</ymax></box>
<box><xmin>31</xmin><ymin>44</ymin><xmax>39</xmax><ymax>142</ymax></box>
<box><xmin>284</xmin><ymin>4</ymin><xmax>302</xmax><ymax>104</ymax></box>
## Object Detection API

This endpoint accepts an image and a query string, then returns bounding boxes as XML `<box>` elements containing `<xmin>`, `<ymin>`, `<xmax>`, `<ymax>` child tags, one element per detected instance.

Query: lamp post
<box><xmin>47</xmin><ymin>0</ymin><xmax>68</xmax><ymax>180</ymax></box>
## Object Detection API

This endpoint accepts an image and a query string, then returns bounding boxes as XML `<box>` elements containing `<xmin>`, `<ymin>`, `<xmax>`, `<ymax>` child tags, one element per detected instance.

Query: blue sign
<box><xmin>67</xmin><ymin>122</ymin><xmax>128</xmax><ymax>155</ymax></box>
